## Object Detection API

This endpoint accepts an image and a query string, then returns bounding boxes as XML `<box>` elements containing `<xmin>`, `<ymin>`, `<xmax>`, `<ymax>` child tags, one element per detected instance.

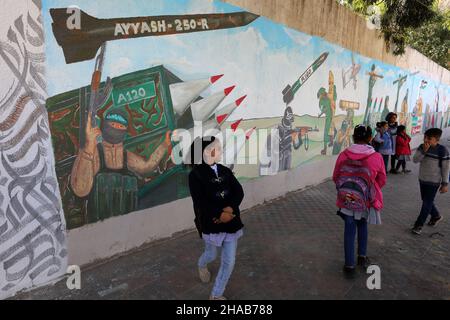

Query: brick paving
<box><xmin>12</xmin><ymin>141</ymin><xmax>450</xmax><ymax>300</ymax></box>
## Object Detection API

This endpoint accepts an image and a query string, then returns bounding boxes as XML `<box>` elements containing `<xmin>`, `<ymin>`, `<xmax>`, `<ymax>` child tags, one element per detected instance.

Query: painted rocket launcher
<box><xmin>190</xmin><ymin>86</ymin><xmax>235</xmax><ymax>122</ymax></box>
<box><xmin>170</xmin><ymin>74</ymin><xmax>223</xmax><ymax>116</ymax></box>
<box><xmin>50</xmin><ymin>9</ymin><xmax>260</xmax><ymax>64</ymax></box>
<box><xmin>282</xmin><ymin>52</ymin><xmax>329</xmax><ymax>105</ymax></box>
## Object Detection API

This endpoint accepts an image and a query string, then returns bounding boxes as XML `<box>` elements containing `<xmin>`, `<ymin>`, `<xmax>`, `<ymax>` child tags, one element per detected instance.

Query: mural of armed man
<box><xmin>260</xmin><ymin>106</ymin><xmax>302</xmax><ymax>175</ymax></box>
<box><xmin>278</xmin><ymin>106</ymin><xmax>302</xmax><ymax>171</ymax></box>
<box><xmin>317</xmin><ymin>71</ymin><xmax>337</xmax><ymax>155</ymax></box>
<box><xmin>70</xmin><ymin>109</ymin><xmax>172</xmax><ymax>223</ymax></box>
<box><xmin>332</xmin><ymin>109</ymin><xmax>354</xmax><ymax>155</ymax></box>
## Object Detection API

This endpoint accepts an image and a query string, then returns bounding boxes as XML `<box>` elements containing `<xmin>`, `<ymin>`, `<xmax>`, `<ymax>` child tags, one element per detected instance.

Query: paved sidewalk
<box><xmin>13</xmin><ymin>141</ymin><xmax>450</xmax><ymax>300</ymax></box>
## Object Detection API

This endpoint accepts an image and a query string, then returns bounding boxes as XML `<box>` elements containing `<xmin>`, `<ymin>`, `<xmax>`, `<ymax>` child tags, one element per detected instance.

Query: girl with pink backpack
<box><xmin>333</xmin><ymin>125</ymin><xmax>387</xmax><ymax>277</ymax></box>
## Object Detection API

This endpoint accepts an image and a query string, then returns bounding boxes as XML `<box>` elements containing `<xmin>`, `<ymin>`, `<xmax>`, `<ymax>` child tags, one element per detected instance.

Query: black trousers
<box><xmin>390</xmin><ymin>155</ymin><xmax>397</xmax><ymax>171</ymax></box>
<box><xmin>396</xmin><ymin>159</ymin><xmax>406</xmax><ymax>171</ymax></box>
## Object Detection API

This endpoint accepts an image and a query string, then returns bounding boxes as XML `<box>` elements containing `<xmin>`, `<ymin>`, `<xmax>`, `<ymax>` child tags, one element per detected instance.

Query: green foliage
<box><xmin>406</xmin><ymin>13</ymin><xmax>450</xmax><ymax>68</ymax></box>
<box><xmin>338</xmin><ymin>0</ymin><xmax>450</xmax><ymax>69</ymax></box>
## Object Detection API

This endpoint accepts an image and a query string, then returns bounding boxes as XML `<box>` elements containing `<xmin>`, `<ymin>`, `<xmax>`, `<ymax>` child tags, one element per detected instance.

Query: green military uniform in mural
<box><xmin>332</xmin><ymin>109</ymin><xmax>354</xmax><ymax>155</ymax></box>
<box><xmin>89</xmin><ymin>144</ymin><xmax>139</xmax><ymax>221</ymax></box>
<box><xmin>318</xmin><ymin>88</ymin><xmax>333</xmax><ymax>147</ymax></box>
<box><xmin>87</xmin><ymin>112</ymin><xmax>138</xmax><ymax>221</ymax></box>
<box><xmin>70</xmin><ymin>109</ymin><xmax>172</xmax><ymax>224</ymax></box>
<box><xmin>317</xmin><ymin>72</ymin><xmax>337</xmax><ymax>155</ymax></box>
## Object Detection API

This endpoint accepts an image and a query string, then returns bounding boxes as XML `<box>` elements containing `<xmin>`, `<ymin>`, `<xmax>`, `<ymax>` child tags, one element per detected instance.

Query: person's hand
<box><xmin>223</xmin><ymin>207</ymin><xmax>234</xmax><ymax>214</ymax></box>
<box><xmin>164</xmin><ymin>130</ymin><xmax>172</xmax><ymax>146</ymax></box>
<box><xmin>423</xmin><ymin>142</ymin><xmax>431</xmax><ymax>153</ymax></box>
<box><xmin>439</xmin><ymin>185</ymin><xmax>448</xmax><ymax>194</ymax></box>
<box><xmin>213</xmin><ymin>211</ymin><xmax>236</xmax><ymax>224</ymax></box>
<box><xmin>85</xmin><ymin>114</ymin><xmax>101</xmax><ymax>154</ymax></box>
<box><xmin>164</xmin><ymin>130</ymin><xmax>173</xmax><ymax>156</ymax></box>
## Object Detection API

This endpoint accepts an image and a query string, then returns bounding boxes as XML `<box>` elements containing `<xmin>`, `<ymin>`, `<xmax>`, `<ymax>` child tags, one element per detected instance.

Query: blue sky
<box><xmin>42</xmin><ymin>0</ymin><xmax>449</xmax><ymax>120</ymax></box>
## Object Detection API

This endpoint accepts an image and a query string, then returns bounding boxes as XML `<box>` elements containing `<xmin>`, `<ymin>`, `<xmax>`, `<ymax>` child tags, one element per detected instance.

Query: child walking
<box><xmin>333</xmin><ymin>125</ymin><xmax>387</xmax><ymax>277</ymax></box>
<box><xmin>386</xmin><ymin>112</ymin><xmax>398</xmax><ymax>173</ymax></box>
<box><xmin>411</xmin><ymin>128</ymin><xmax>449</xmax><ymax>235</ymax></box>
<box><xmin>395</xmin><ymin>125</ymin><xmax>412</xmax><ymax>174</ymax></box>
<box><xmin>373</xmin><ymin>121</ymin><xmax>391</xmax><ymax>173</ymax></box>
<box><xmin>188</xmin><ymin>136</ymin><xmax>245</xmax><ymax>300</ymax></box>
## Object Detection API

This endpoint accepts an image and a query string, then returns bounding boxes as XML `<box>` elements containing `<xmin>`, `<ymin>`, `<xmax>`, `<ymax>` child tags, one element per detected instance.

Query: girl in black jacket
<box><xmin>188</xmin><ymin>136</ymin><xmax>244</xmax><ymax>300</ymax></box>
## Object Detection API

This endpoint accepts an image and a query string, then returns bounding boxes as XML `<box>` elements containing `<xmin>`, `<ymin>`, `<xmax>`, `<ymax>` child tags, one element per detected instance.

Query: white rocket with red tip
<box><xmin>169</xmin><ymin>74</ymin><xmax>223</xmax><ymax>116</ymax></box>
<box><xmin>215</xmin><ymin>95</ymin><xmax>246</xmax><ymax>124</ymax></box>
<box><xmin>172</xmin><ymin>115</ymin><xmax>241</xmax><ymax>164</ymax></box>
<box><xmin>222</xmin><ymin>126</ymin><xmax>256</xmax><ymax>167</ymax></box>
<box><xmin>191</xmin><ymin>85</ymin><xmax>235</xmax><ymax>122</ymax></box>
<box><xmin>172</xmin><ymin>111</ymin><xmax>231</xmax><ymax>146</ymax></box>
<box><xmin>215</xmin><ymin>118</ymin><xmax>244</xmax><ymax>147</ymax></box>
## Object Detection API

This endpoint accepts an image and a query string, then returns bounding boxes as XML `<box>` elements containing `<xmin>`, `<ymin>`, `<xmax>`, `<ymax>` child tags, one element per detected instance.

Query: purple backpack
<box><xmin>336</xmin><ymin>158</ymin><xmax>375</xmax><ymax>212</ymax></box>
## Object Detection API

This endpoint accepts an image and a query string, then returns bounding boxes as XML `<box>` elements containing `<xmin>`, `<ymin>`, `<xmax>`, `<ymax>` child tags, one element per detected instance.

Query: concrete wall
<box><xmin>222</xmin><ymin>0</ymin><xmax>450</xmax><ymax>85</ymax></box>
<box><xmin>0</xmin><ymin>0</ymin><xmax>67</xmax><ymax>299</ymax></box>
<box><xmin>68</xmin><ymin>125</ymin><xmax>450</xmax><ymax>267</ymax></box>
<box><xmin>68</xmin><ymin>155</ymin><xmax>336</xmax><ymax>266</ymax></box>
<box><xmin>64</xmin><ymin>0</ymin><xmax>450</xmax><ymax>268</ymax></box>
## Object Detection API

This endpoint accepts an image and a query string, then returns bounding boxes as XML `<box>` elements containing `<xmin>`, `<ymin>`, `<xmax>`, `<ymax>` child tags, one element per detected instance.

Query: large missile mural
<box><xmin>170</xmin><ymin>75</ymin><xmax>224</xmax><ymax>116</ymax></box>
<box><xmin>191</xmin><ymin>86</ymin><xmax>236</xmax><ymax>122</ymax></box>
<box><xmin>50</xmin><ymin>9</ymin><xmax>260</xmax><ymax>64</ymax></box>
<box><xmin>171</xmin><ymin>74</ymin><xmax>246</xmax><ymax>164</ymax></box>
<box><xmin>216</xmin><ymin>96</ymin><xmax>247</xmax><ymax>124</ymax></box>
<box><xmin>282</xmin><ymin>52</ymin><xmax>329</xmax><ymax>105</ymax></box>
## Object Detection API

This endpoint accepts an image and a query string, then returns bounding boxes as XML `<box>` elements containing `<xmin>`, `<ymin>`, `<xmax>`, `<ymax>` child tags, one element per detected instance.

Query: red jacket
<box><xmin>396</xmin><ymin>133</ymin><xmax>412</xmax><ymax>156</ymax></box>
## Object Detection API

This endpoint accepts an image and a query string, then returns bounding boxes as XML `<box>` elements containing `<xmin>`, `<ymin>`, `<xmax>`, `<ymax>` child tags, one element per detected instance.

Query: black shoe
<box><xmin>411</xmin><ymin>226</ymin><xmax>422</xmax><ymax>235</ymax></box>
<box><xmin>357</xmin><ymin>256</ymin><xmax>371</xmax><ymax>269</ymax></box>
<box><xmin>343</xmin><ymin>266</ymin><xmax>356</xmax><ymax>278</ymax></box>
<box><xmin>390</xmin><ymin>169</ymin><xmax>398</xmax><ymax>174</ymax></box>
<box><xmin>428</xmin><ymin>216</ymin><xmax>443</xmax><ymax>227</ymax></box>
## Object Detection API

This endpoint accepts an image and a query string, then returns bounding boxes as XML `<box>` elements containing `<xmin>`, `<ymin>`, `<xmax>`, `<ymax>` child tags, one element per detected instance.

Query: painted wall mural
<box><xmin>36</xmin><ymin>0</ymin><xmax>450</xmax><ymax>231</ymax></box>
<box><xmin>0</xmin><ymin>0</ymin><xmax>448</xmax><ymax>298</ymax></box>
<box><xmin>0</xmin><ymin>0</ymin><xmax>67</xmax><ymax>299</ymax></box>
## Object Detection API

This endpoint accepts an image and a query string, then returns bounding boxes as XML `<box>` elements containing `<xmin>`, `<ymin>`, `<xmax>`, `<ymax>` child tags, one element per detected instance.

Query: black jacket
<box><xmin>189</xmin><ymin>163</ymin><xmax>244</xmax><ymax>236</ymax></box>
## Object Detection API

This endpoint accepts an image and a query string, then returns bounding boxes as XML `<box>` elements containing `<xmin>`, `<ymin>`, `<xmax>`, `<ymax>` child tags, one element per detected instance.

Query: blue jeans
<box><xmin>415</xmin><ymin>182</ymin><xmax>441</xmax><ymax>227</ymax></box>
<box><xmin>344</xmin><ymin>215</ymin><xmax>368</xmax><ymax>267</ymax></box>
<box><xmin>382</xmin><ymin>155</ymin><xmax>389</xmax><ymax>173</ymax></box>
<box><xmin>198</xmin><ymin>239</ymin><xmax>238</xmax><ymax>297</ymax></box>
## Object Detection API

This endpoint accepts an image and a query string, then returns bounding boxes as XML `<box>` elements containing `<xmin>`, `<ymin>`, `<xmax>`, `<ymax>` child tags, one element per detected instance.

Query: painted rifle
<box><xmin>81</xmin><ymin>43</ymin><xmax>113</xmax><ymax>148</ymax></box>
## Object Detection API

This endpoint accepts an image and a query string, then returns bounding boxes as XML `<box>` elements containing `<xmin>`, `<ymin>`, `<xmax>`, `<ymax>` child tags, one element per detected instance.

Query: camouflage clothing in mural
<box><xmin>70</xmin><ymin>109</ymin><xmax>172</xmax><ymax>222</ymax></box>
<box><xmin>317</xmin><ymin>71</ymin><xmax>337</xmax><ymax>155</ymax></box>
<box><xmin>399</xmin><ymin>89</ymin><xmax>410</xmax><ymax>126</ymax></box>
<box><xmin>332</xmin><ymin>109</ymin><xmax>354</xmax><ymax>155</ymax></box>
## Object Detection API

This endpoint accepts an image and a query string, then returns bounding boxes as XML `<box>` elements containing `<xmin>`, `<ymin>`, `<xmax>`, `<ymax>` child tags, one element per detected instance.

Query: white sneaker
<box><xmin>198</xmin><ymin>267</ymin><xmax>211</xmax><ymax>283</ymax></box>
